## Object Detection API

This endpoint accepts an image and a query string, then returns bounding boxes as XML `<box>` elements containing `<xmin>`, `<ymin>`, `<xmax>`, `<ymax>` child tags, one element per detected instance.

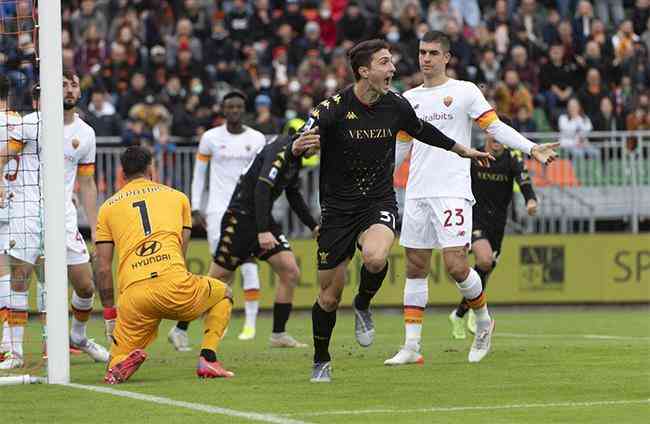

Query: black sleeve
<box><xmin>395</xmin><ymin>94</ymin><xmax>456</xmax><ymax>150</ymax></box>
<box><xmin>254</xmin><ymin>181</ymin><xmax>273</xmax><ymax>233</ymax></box>
<box><xmin>285</xmin><ymin>174</ymin><xmax>318</xmax><ymax>231</ymax></box>
<box><xmin>254</xmin><ymin>146</ymin><xmax>286</xmax><ymax>233</ymax></box>
<box><xmin>512</xmin><ymin>151</ymin><xmax>537</xmax><ymax>202</ymax></box>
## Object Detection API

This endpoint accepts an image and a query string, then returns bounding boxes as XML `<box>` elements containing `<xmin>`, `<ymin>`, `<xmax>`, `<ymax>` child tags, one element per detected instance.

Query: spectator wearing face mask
<box><xmin>317</xmin><ymin>4</ymin><xmax>338</xmax><ymax>49</ymax></box>
<box><xmin>251</xmin><ymin>94</ymin><xmax>281</xmax><ymax>134</ymax></box>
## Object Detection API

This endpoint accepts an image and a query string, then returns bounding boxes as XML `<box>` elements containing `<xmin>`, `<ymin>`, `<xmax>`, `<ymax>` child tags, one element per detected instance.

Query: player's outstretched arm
<box><xmin>95</xmin><ymin>241</ymin><xmax>116</xmax><ymax>340</ymax></box>
<box><xmin>484</xmin><ymin>119</ymin><xmax>559</xmax><ymax>165</ymax></box>
<box><xmin>450</xmin><ymin>143</ymin><xmax>495</xmax><ymax>167</ymax></box>
<box><xmin>530</xmin><ymin>143</ymin><xmax>560</xmax><ymax>165</ymax></box>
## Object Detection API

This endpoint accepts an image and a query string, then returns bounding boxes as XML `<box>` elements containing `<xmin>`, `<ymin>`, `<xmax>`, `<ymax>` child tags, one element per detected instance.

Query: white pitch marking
<box><xmin>67</xmin><ymin>383</ymin><xmax>311</xmax><ymax>424</ymax></box>
<box><xmin>288</xmin><ymin>399</ymin><xmax>650</xmax><ymax>417</ymax></box>
<box><xmin>497</xmin><ymin>332</ymin><xmax>650</xmax><ymax>341</ymax></box>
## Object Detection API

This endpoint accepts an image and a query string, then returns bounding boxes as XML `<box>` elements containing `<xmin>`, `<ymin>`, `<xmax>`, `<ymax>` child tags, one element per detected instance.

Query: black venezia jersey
<box><xmin>471</xmin><ymin>147</ymin><xmax>536</xmax><ymax>227</ymax></box>
<box><xmin>228</xmin><ymin>135</ymin><xmax>316</xmax><ymax>232</ymax></box>
<box><xmin>305</xmin><ymin>86</ymin><xmax>430</xmax><ymax>213</ymax></box>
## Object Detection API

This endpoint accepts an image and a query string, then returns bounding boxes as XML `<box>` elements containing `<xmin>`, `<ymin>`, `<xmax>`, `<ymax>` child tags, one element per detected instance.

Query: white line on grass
<box><xmin>497</xmin><ymin>332</ymin><xmax>650</xmax><ymax>341</ymax></box>
<box><xmin>67</xmin><ymin>383</ymin><xmax>311</xmax><ymax>424</ymax></box>
<box><xmin>288</xmin><ymin>399</ymin><xmax>650</xmax><ymax>417</ymax></box>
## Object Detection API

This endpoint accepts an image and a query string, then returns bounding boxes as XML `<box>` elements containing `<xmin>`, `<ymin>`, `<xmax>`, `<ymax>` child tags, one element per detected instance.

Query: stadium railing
<box><xmin>93</xmin><ymin>130</ymin><xmax>650</xmax><ymax>235</ymax></box>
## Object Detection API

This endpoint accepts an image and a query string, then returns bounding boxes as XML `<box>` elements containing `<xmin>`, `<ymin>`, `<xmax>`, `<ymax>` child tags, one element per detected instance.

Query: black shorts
<box><xmin>213</xmin><ymin>210</ymin><xmax>291</xmax><ymax>271</ymax></box>
<box><xmin>471</xmin><ymin>217</ymin><xmax>505</xmax><ymax>258</ymax></box>
<box><xmin>317</xmin><ymin>200</ymin><xmax>397</xmax><ymax>270</ymax></box>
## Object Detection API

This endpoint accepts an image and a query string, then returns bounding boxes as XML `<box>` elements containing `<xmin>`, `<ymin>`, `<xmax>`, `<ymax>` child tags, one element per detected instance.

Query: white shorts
<box><xmin>66</xmin><ymin>228</ymin><xmax>90</xmax><ymax>266</ymax></box>
<box><xmin>8</xmin><ymin>216</ymin><xmax>43</xmax><ymax>265</ymax></box>
<box><xmin>399</xmin><ymin>197</ymin><xmax>472</xmax><ymax>250</ymax></box>
<box><xmin>8</xmin><ymin>217</ymin><xmax>89</xmax><ymax>265</ymax></box>
<box><xmin>206</xmin><ymin>209</ymin><xmax>226</xmax><ymax>255</ymax></box>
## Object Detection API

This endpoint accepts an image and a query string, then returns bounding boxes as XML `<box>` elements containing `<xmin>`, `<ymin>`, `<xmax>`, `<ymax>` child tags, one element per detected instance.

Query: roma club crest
<box><xmin>443</xmin><ymin>96</ymin><xmax>453</xmax><ymax>107</ymax></box>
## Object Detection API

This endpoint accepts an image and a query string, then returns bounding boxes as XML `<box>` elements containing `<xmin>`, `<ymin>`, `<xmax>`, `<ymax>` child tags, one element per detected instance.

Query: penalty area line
<box><xmin>67</xmin><ymin>383</ymin><xmax>311</xmax><ymax>424</ymax></box>
<box><xmin>288</xmin><ymin>399</ymin><xmax>650</xmax><ymax>417</ymax></box>
<box><xmin>497</xmin><ymin>332</ymin><xmax>650</xmax><ymax>341</ymax></box>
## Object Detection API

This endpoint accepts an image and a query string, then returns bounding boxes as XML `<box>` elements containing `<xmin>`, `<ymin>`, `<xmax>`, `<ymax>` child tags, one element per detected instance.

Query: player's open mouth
<box><xmin>385</xmin><ymin>77</ymin><xmax>392</xmax><ymax>86</ymax></box>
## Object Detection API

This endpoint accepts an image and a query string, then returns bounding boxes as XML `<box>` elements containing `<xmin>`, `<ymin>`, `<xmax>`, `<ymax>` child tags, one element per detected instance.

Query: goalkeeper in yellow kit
<box><xmin>96</xmin><ymin>146</ymin><xmax>233</xmax><ymax>384</ymax></box>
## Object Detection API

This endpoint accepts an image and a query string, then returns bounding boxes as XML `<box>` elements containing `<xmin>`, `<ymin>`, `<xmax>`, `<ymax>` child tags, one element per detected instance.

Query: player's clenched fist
<box><xmin>291</xmin><ymin>128</ymin><xmax>320</xmax><ymax>157</ymax></box>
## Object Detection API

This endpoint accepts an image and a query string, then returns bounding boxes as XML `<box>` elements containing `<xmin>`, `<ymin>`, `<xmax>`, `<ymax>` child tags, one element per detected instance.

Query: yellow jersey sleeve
<box><xmin>182</xmin><ymin>193</ymin><xmax>192</xmax><ymax>230</ymax></box>
<box><xmin>96</xmin><ymin>204</ymin><xmax>113</xmax><ymax>244</ymax></box>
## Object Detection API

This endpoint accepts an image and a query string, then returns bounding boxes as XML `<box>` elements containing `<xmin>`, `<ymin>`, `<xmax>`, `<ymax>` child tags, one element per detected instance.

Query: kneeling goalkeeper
<box><xmin>96</xmin><ymin>146</ymin><xmax>233</xmax><ymax>383</ymax></box>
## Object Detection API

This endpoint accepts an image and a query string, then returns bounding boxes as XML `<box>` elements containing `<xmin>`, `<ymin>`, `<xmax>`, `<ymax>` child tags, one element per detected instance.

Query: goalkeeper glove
<box><xmin>103</xmin><ymin>307</ymin><xmax>117</xmax><ymax>342</ymax></box>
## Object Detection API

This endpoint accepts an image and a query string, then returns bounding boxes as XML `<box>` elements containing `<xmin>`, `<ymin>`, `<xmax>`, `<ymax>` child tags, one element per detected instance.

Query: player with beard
<box><xmin>295</xmin><ymin>39</ymin><xmax>494</xmax><ymax>382</ymax></box>
<box><xmin>0</xmin><ymin>70</ymin><xmax>110</xmax><ymax>369</ymax></box>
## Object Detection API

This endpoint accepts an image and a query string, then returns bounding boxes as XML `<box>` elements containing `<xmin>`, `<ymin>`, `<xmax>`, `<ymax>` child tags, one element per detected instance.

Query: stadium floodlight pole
<box><xmin>39</xmin><ymin>0</ymin><xmax>70</xmax><ymax>384</ymax></box>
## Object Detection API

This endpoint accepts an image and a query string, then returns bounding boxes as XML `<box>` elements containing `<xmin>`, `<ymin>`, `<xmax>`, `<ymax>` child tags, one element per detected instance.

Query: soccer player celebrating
<box><xmin>204</xmin><ymin>129</ymin><xmax>321</xmax><ymax>348</ymax></box>
<box><xmin>295</xmin><ymin>39</ymin><xmax>494</xmax><ymax>383</ymax></box>
<box><xmin>384</xmin><ymin>31</ymin><xmax>558</xmax><ymax>366</ymax></box>
<box><xmin>97</xmin><ymin>146</ymin><xmax>234</xmax><ymax>383</ymax></box>
<box><xmin>449</xmin><ymin>130</ymin><xmax>538</xmax><ymax>340</ymax></box>
<box><xmin>169</xmin><ymin>91</ymin><xmax>266</xmax><ymax>349</ymax></box>
<box><xmin>0</xmin><ymin>71</ymin><xmax>110</xmax><ymax>370</ymax></box>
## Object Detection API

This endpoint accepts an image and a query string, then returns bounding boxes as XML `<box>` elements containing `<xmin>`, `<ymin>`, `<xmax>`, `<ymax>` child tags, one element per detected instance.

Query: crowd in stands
<box><xmin>1</xmin><ymin>0</ymin><xmax>649</xmax><ymax>155</ymax></box>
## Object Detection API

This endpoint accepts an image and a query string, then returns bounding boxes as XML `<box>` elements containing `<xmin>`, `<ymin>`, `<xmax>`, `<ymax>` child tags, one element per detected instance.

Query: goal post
<box><xmin>39</xmin><ymin>0</ymin><xmax>69</xmax><ymax>385</ymax></box>
<box><xmin>0</xmin><ymin>0</ymin><xmax>68</xmax><ymax>385</ymax></box>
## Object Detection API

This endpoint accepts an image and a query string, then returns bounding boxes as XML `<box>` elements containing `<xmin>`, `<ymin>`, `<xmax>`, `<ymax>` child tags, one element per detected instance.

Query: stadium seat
<box><xmin>526</xmin><ymin>159</ymin><xmax>580</xmax><ymax>187</ymax></box>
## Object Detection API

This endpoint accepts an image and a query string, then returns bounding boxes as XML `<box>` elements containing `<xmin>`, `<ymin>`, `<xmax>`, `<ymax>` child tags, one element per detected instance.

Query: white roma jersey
<box><xmin>7</xmin><ymin>111</ymin><xmax>42</xmax><ymax>217</ymax></box>
<box><xmin>400</xmin><ymin>79</ymin><xmax>498</xmax><ymax>202</ymax></box>
<box><xmin>63</xmin><ymin>113</ymin><xmax>96</xmax><ymax>232</ymax></box>
<box><xmin>194</xmin><ymin>125</ymin><xmax>266</xmax><ymax>213</ymax></box>
<box><xmin>1</xmin><ymin>110</ymin><xmax>24</xmax><ymax>222</ymax></box>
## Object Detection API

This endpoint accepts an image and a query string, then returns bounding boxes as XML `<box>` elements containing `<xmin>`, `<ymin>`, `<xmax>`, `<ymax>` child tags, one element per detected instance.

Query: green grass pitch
<box><xmin>3</xmin><ymin>308</ymin><xmax>649</xmax><ymax>423</ymax></box>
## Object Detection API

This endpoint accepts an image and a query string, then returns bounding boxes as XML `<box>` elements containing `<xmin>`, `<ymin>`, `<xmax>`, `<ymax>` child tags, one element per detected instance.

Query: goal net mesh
<box><xmin>0</xmin><ymin>0</ymin><xmax>46</xmax><ymax>384</ymax></box>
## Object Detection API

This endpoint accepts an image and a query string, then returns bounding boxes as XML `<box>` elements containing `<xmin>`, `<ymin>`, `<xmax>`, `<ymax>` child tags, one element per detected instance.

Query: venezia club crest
<box><xmin>443</xmin><ymin>96</ymin><xmax>453</xmax><ymax>107</ymax></box>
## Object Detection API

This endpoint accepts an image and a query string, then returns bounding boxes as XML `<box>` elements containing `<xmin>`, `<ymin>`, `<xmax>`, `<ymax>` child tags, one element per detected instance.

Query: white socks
<box><xmin>403</xmin><ymin>278</ymin><xmax>428</xmax><ymax>351</ymax></box>
<box><xmin>241</xmin><ymin>263</ymin><xmax>260</xmax><ymax>329</ymax></box>
<box><xmin>456</xmin><ymin>268</ymin><xmax>490</xmax><ymax>322</ymax></box>
<box><xmin>70</xmin><ymin>292</ymin><xmax>93</xmax><ymax>344</ymax></box>
<box><xmin>0</xmin><ymin>273</ymin><xmax>10</xmax><ymax>351</ymax></box>
<box><xmin>9</xmin><ymin>290</ymin><xmax>28</xmax><ymax>357</ymax></box>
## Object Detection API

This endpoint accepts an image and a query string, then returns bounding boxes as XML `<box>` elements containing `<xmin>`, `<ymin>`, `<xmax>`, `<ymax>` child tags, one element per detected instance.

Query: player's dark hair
<box><xmin>420</xmin><ymin>31</ymin><xmax>451</xmax><ymax>52</ymax></box>
<box><xmin>63</xmin><ymin>68</ymin><xmax>78</xmax><ymax>82</ymax></box>
<box><xmin>120</xmin><ymin>146</ymin><xmax>153</xmax><ymax>179</ymax></box>
<box><xmin>348</xmin><ymin>39</ymin><xmax>390</xmax><ymax>81</ymax></box>
<box><xmin>0</xmin><ymin>75</ymin><xmax>9</xmax><ymax>100</ymax></box>
<box><xmin>222</xmin><ymin>90</ymin><xmax>248</xmax><ymax>105</ymax></box>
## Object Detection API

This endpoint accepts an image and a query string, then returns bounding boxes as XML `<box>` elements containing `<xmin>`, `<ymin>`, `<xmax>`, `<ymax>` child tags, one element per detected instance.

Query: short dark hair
<box><xmin>120</xmin><ymin>146</ymin><xmax>152</xmax><ymax>179</ymax></box>
<box><xmin>420</xmin><ymin>31</ymin><xmax>451</xmax><ymax>52</ymax></box>
<box><xmin>62</xmin><ymin>69</ymin><xmax>78</xmax><ymax>82</ymax></box>
<box><xmin>0</xmin><ymin>75</ymin><xmax>8</xmax><ymax>100</ymax></box>
<box><xmin>222</xmin><ymin>90</ymin><xmax>247</xmax><ymax>104</ymax></box>
<box><xmin>348</xmin><ymin>39</ymin><xmax>390</xmax><ymax>81</ymax></box>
